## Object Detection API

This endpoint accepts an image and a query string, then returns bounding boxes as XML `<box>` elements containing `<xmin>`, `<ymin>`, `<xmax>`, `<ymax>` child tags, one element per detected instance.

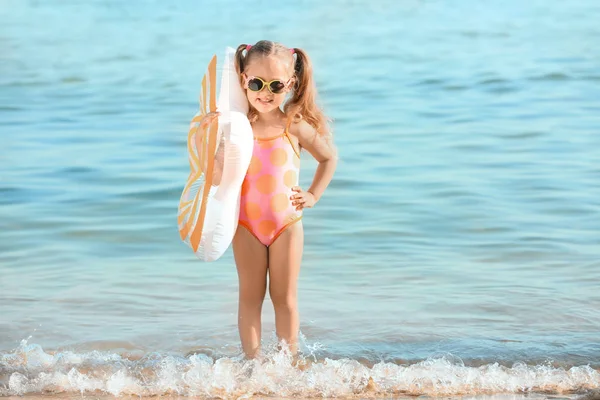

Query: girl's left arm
<box><xmin>289</xmin><ymin>120</ymin><xmax>337</xmax><ymax>210</ymax></box>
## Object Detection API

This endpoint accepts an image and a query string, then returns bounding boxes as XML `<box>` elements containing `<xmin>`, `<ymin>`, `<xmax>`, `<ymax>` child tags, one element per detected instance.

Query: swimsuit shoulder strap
<box><xmin>284</xmin><ymin>117</ymin><xmax>301</xmax><ymax>158</ymax></box>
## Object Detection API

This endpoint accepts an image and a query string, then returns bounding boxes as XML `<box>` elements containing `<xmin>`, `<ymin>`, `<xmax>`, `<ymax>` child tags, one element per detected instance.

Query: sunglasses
<box><xmin>244</xmin><ymin>75</ymin><xmax>292</xmax><ymax>94</ymax></box>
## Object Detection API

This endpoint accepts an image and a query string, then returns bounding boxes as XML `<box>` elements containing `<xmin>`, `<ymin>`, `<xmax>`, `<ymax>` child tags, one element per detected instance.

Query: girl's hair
<box><xmin>235</xmin><ymin>40</ymin><xmax>331</xmax><ymax>140</ymax></box>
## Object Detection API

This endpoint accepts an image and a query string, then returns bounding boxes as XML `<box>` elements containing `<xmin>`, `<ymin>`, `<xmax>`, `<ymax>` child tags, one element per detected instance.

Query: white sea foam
<box><xmin>1</xmin><ymin>340</ymin><xmax>599</xmax><ymax>398</ymax></box>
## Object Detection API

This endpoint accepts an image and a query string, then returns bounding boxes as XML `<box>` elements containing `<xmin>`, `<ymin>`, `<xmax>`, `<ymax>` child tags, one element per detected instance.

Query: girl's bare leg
<box><xmin>267</xmin><ymin>221</ymin><xmax>304</xmax><ymax>354</ymax></box>
<box><xmin>232</xmin><ymin>226</ymin><xmax>268</xmax><ymax>358</ymax></box>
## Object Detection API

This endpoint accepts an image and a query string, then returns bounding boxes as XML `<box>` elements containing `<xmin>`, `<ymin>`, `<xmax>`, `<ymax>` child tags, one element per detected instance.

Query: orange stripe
<box><xmin>179</xmin><ymin>181</ymin><xmax>196</xmax><ymax>239</ymax></box>
<box><xmin>182</xmin><ymin>180</ymin><xmax>200</xmax><ymax>239</ymax></box>
<box><xmin>178</xmin><ymin>201</ymin><xmax>193</xmax><ymax>225</ymax></box>
<box><xmin>201</xmin><ymin>75</ymin><xmax>207</xmax><ymax>114</ymax></box>
<box><xmin>179</xmin><ymin>220</ymin><xmax>190</xmax><ymax>240</ymax></box>
<box><xmin>181</xmin><ymin>115</ymin><xmax>206</xmax><ymax>239</ymax></box>
<box><xmin>183</xmin><ymin>131</ymin><xmax>207</xmax><ymax>240</ymax></box>
<box><xmin>196</xmin><ymin>126</ymin><xmax>206</xmax><ymax>174</ymax></box>
<box><xmin>180</xmin><ymin>199</ymin><xmax>193</xmax><ymax>208</ymax></box>
<box><xmin>190</xmin><ymin>119</ymin><xmax>217</xmax><ymax>251</ymax></box>
<box><xmin>179</xmin><ymin>173</ymin><xmax>198</xmax><ymax>239</ymax></box>
<box><xmin>177</xmin><ymin>173</ymin><xmax>201</xmax><ymax>226</ymax></box>
<box><xmin>187</xmin><ymin>124</ymin><xmax>201</xmax><ymax>168</ymax></box>
<box><xmin>192</xmin><ymin>55</ymin><xmax>217</xmax><ymax>173</ymax></box>
<box><xmin>189</xmin><ymin>56</ymin><xmax>218</xmax><ymax>252</ymax></box>
<box><xmin>191</xmin><ymin>114</ymin><xmax>205</xmax><ymax>124</ymax></box>
<box><xmin>208</xmin><ymin>55</ymin><xmax>217</xmax><ymax>112</ymax></box>
<box><xmin>183</xmin><ymin>167</ymin><xmax>202</xmax><ymax>240</ymax></box>
<box><xmin>179</xmin><ymin>193</ymin><xmax>192</xmax><ymax>239</ymax></box>
<box><xmin>181</xmin><ymin>169</ymin><xmax>202</xmax><ymax>196</ymax></box>
<box><xmin>180</xmin><ymin>172</ymin><xmax>201</xmax><ymax>201</ymax></box>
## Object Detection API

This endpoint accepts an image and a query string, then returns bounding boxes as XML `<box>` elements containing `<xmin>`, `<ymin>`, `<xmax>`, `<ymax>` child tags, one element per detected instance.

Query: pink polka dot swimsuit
<box><xmin>238</xmin><ymin>126</ymin><xmax>302</xmax><ymax>246</ymax></box>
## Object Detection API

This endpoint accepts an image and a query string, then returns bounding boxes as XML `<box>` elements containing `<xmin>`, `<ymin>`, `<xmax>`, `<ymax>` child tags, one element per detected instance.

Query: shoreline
<box><xmin>2</xmin><ymin>392</ymin><xmax>598</xmax><ymax>400</ymax></box>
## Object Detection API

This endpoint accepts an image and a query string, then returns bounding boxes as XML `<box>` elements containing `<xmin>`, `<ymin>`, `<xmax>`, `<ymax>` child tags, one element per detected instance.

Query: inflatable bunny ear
<box><xmin>178</xmin><ymin>47</ymin><xmax>253</xmax><ymax>261</ymax></box>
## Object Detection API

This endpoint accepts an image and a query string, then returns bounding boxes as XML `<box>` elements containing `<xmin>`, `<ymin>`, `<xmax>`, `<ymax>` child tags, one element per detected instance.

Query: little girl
<box><xmin>202</xmin><ymin>40</ymin><xmax>336</xmax><ymax>358</ymax></box>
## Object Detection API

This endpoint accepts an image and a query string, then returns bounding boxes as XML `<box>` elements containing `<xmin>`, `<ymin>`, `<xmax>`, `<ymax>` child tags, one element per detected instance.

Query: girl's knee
<box><xmin>239</xmin><ymin>288</ymin><xmax>266</xmax><ymax>307</ymax></box>
<box><xmin>270</xmin><ymin>291</ymin><xmax>297</xmax><ymax>311</ymax></box>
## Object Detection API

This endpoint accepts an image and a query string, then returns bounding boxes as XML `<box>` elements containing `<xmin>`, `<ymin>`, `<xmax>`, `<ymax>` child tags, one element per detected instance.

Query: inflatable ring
<box><xmin>178</xmin><ymin>47</ymin><xmax>253</xmax><ymax>261</ymax></box>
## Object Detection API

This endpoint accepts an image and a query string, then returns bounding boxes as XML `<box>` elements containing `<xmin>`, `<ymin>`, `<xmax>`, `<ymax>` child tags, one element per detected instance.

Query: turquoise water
<box><xmin>1</xmin><ymin>0</ymin><xmax>600</xmax><ymax>397</ymax></box>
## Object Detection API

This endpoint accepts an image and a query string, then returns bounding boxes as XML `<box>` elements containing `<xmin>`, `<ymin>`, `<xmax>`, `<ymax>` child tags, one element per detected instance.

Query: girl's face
<box><xmin>243</xmin><ymin>56</ymin><xmax>294</xmax><ymax>114</ymax></box>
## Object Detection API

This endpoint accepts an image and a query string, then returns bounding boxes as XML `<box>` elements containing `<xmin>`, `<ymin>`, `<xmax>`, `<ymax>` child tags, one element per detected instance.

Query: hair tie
<box><xmin>290</xmin><ymin>48</ymin><xmax>295</xmax><ymax>54</ymax></box>
<box><xmin>246</xmin><ymin>44</ymin><xmax>252</xmax><ymax>51</ymax></box>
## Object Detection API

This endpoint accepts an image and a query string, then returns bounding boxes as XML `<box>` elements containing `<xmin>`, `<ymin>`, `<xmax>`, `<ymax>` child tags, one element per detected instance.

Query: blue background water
<box><xmin>1</xmin><ymin>0</ymin><xmax>600</xmax><ymax>380</ymax></box>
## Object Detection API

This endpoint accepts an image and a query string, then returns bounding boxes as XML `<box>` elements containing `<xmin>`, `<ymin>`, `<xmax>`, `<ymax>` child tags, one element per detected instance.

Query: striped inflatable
<box><xmin>178</xmin><ymin>47</ymin><xmax>253</xmax><ymax>261</ymax></box>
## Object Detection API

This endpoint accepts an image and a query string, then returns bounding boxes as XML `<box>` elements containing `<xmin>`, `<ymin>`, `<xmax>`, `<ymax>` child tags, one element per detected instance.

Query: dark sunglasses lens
<box><xmin>248</xmin><ymin>78</ymin><xmax>264</xmax><ymax>92</ymax></box>
<box><xmin>269</xmin><ymin>81</ymin><xmax>286</xmax><ymax>93</ymax></box>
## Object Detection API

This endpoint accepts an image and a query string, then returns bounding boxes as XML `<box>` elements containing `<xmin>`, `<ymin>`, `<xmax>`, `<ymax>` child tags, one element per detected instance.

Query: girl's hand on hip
<box><xmin>291</xmin><ymin>187</ymin><xmax>316</xmax><ymax>211</ymax></box>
